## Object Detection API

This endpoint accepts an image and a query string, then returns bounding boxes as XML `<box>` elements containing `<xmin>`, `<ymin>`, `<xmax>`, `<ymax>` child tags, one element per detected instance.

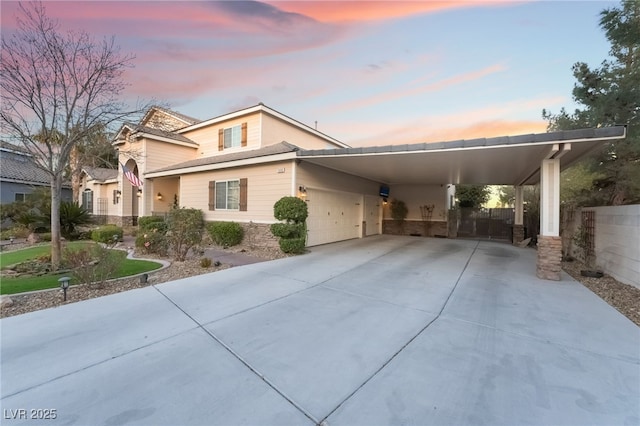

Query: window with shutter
<box><xmin>218</xmin><ymin>123</ymin><xmax>247</xmax><ymax>150</ymax></box>
<box><xmin>214</xmin><ymin>179</ymin><xmax>246</xmax><ymax>211</ymax></box>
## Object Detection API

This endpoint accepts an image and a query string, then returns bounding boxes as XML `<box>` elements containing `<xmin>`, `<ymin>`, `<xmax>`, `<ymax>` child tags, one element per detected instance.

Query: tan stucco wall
<box><xmin>261</xmin><ymin>114</ymin><xmax>342</xmax><ymax>150</ymax></box>
<box><xmin>383</xmin><ymin>184</ymin><xmax>449</xmax><ymax>222</ymax></box>
<box><xmin>144</xmin><ymin>140</ymin><xmax>196</xmax><ymax>174</ymax></box>
<box><xmin>150</xmin><ymin>177</ymin><xmax>180</xmax><ymax>213</ymax></box>
<box><xmin>297</xmin><ymin>161</ymin><xmax>381</xmax><ymax>196</ymax></box>
<box><xmin>183</xmin><ymin>113</ymin><xmax>261</xmax><ymax>158</ymax></box>
<box><xmin>179</xmin><ymin>160</ymin><xmax>294</xmax><ymax>223</ymax></box>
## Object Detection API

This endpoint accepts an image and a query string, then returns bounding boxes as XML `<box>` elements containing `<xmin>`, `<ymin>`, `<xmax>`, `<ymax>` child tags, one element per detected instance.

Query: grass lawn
<box><xmin>0</xmin><ymin>244</ymin><xmax>163</xmax><ymax>295</ymax></box>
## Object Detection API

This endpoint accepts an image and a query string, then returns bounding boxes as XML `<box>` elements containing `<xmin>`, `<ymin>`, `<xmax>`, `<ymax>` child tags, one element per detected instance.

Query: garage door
<box><xmin>306</xmin><ymin>189</ymin><xmax>361</xmax><ymax>246</ymax></box>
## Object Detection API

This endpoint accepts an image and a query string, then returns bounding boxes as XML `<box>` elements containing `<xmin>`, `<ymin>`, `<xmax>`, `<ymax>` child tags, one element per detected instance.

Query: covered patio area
<box><xmin>298</xmin><ymin>126</ymin><xmax>627</xmax><ymax>280</ymax></box>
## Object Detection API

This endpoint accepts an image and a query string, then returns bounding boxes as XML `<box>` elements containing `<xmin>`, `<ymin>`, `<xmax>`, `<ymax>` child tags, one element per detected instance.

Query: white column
<box><xmin>514</xmin><ymin>185</ymin><xmax>523</xmax><ymax>226</ymax></box>
<box><xmin>540</xmin><ymin>158</ymin><xmax>560</xmax><ymax>236</ymax></box>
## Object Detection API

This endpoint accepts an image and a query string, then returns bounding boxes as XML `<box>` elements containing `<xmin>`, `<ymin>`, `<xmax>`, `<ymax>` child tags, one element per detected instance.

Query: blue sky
<box><xmin>1</xmin><ymin>1</ymin><xmax>615</xmax><ymax>146</ymax></box>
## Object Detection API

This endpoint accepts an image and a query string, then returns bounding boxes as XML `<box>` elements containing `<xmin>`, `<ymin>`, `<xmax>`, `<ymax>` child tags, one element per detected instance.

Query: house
<box><xmin>109</xmin><ymin>104</ymin><xmax>428</xmax><ymax>247</ymax></box>
<box><xmin>0</xmin><ymin>141</ymin><xmax>72</xmax><ymax>204</ymax></box>
<box><xmin>100</xmin><ymin>104</ymin><xmax>624</xmax><ymax>281</ymax></box>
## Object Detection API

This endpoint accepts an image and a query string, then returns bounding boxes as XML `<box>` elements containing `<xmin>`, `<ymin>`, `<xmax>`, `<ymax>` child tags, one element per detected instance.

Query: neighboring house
<box><xmin>0</xmin><ymin>141</ymin><xmax>72</xmax><ymax>204</ymax></box>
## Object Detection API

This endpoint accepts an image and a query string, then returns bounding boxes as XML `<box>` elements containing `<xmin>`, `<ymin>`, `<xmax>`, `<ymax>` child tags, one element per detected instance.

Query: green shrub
<box><xmin>166</xmin><ymin>208</ymin><xmax>204</xmax><ymax>261</ymax></box>
<box><xmin>390</xmin><ymin>199</ymin><xmax>408</xmax><ymax>222</ymax></box>
<box><xmin>38</xmin><ymin>232</ymin><xmax>52</xmax><ymax>242</ymax></box>
<box><xmin>135</xmin><ymin>229</ymin><xmax>168</xmax><ymax>256</ymax></box>
<box><xmin>270</xmin><ymin>222</ymin><xmax>305</xmax><ymax>239</ymax></box>
<box><xmin>138</xmin><ymin>216</ymin><xmax>167</xmax><ymax>232</ymax></box>
<box><xmin>200</xmin><ymin>257</ymin><xmax>212</xmax><ymax>268</ymax></box>
<box><xmin>0</xmin><ymin>224</ymin><xmax>30</xmax><ymax>239</ymax></box>
<box><xmin>91</xmin><ymin>225</ymin><xmax>123</xmax><ymax>244</ymax></box>
<box><xmin>278</xmin><ymin>237</ymin><xmax>306</xmax><ymax>254</ymax></box>
<box><xmin>273</xmin><ymin>196</ymin><xmax>308</xmax><ymax>223</ymax></box>
<box><xmin>271</xmin><ymin>196</ymin><xmax>308</xmax><ymax>254</ymax></box>
<box><xmin>207</xmin><ymin>221</ymin><xmax>244</xmax><ymax>247</ymax></box>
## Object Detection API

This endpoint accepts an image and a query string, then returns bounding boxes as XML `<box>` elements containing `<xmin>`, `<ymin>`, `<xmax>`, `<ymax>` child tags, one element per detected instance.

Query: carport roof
<box><xmin>298</xmin><ymin>126</ymin><xmax>627</xmax><ymax>185</ymax></box>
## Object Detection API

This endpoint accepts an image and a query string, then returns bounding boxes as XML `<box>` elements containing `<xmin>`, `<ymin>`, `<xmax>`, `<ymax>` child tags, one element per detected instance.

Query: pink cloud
<box><xmin>268</xmin><ymin>1</ymin><xmax>503</xmax><ymax>23</ymax></box>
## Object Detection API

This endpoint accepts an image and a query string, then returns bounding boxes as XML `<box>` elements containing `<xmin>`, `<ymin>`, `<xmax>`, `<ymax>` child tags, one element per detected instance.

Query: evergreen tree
<box><xmin>543</xmin><ymin>0</ymin><xmax>639</xmax><ymax>205</ymax></box>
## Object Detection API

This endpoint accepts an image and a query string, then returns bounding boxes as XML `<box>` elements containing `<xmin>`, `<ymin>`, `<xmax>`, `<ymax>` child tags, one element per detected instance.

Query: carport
<box><xmin>297</xmin><ymin>126</ymin><xmax>627</xmax><ymax>280</ymax></box>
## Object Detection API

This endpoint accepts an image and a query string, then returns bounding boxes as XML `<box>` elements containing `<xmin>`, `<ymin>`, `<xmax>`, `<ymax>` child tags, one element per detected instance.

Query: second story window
<box><xmin>224</xmin><ymin>125</ymin><xmax>241</xmax><ymax>148</ymax></box>
<box><xmin>218</xmin><ymin>122</ymin><xmax>248</xmax><ymax>151</ymax></box>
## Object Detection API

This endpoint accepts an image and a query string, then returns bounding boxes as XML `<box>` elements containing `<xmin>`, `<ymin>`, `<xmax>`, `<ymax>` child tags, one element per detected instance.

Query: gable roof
<box><xmin>178</xmin><ymin>103</ymin><xmax>350</xmax><ymax>149</ymax></box>
<box><xmin>82</xmin><ymin>167</ymin><xmax>118</xmax><ymax>182</ymax></box>
<box><xmin>114</xmin><ymin>123</ymin><xmax>198</xmax><ymax>147</ymax></box>
<box><xmin>146</xmin><ymin>142</ymin><xmax>300</xmax><ymax>177</ymax></box>
<box><xmin>141</xmin><ymin>106</ymin><xmax>201</xmax><ymax>128</ymax></box>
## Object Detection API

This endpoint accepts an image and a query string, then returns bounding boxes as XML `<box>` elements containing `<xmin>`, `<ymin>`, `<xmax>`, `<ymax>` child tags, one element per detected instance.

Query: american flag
<box><xmin>120</xmin><ymin>162</ymin><xmax>143</xmax><ymax>188</ymax></box>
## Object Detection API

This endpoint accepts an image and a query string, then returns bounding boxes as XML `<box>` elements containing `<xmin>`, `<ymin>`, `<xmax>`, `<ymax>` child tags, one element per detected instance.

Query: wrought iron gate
<box><xmin>456</xmin><ymin>207</ymin><xmax>514</xmax><ymax>241</ymax></box>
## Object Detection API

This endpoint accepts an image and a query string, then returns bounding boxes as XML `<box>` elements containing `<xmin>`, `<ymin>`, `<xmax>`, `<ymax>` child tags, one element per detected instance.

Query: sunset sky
<box><xmin>1</xmin><ymin>1</ymin><xmax>614</xmax><ymax>147</ymax></box>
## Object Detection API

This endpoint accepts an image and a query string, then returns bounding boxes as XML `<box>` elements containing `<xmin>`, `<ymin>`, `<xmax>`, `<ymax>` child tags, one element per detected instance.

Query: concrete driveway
<box><xmin>1</xmin><ymin>236</ymin><xmax>638</xmax><ymax>425</ymax></box>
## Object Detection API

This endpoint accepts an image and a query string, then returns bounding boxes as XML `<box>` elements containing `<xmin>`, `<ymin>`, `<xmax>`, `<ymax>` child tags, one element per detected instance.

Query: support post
<box><xmin>513</xmin><ymin>185</ymin><xmax>524</xmax><ymax>244</ymax></box>
<box><xmin>537</xmin><ymin>158</ymin><xmax>562</xmax><ymax>280</ymax></box>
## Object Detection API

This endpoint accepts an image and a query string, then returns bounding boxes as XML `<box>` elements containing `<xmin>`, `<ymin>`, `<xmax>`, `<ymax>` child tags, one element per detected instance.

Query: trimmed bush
<box><xmin>270</xmin><ymin>222</ymin><xmax>305</xmax><ymax>239</ymax></box>
<box><xmin>278</xmin><ymin>237</ymin><xmax>306</xmax><ymax>254</ymax></box>
<box><xmin>91</xmin><ymin>225</ymin><xmax>123</xmax><ymax>244</ymax></box>
<box><xmin>138</xmin><ymin>216</ymin><xmax>167</xmax><ymax>232</ymax></box>
<box><xmin>207</xmin><ymin>221</ymin><xmax>244</xmax><ymax>248</ymax></box>
<box><xmin>271</xmin><ymin>196</ymin><xmax>307</xmax><ymax>255</ymax></box>
<box><xmin>273</xmin><ymin>196</ymin><xmax>308</xmax><ymax>223</ymax></box>
<box><xmin>38</xmin><ymin>232</ymin><xmax>52</xmax><ymax>242</ymax></box>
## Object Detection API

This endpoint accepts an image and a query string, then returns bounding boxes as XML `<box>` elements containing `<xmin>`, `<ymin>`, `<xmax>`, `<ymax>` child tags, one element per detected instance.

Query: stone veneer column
<box><xmin>537</xmin><ymin>158</ymin><xmax>562</xmax><ymax>280</ymax></box>
<box><xmin>512</xmin><ymin>225</ymin><xmax>525</xmax><ymax>244</ymax></box>
<box><xmin>536</xmin><ymin>235</ymin><xmax>562</xmax><ymax>280</ymax></box>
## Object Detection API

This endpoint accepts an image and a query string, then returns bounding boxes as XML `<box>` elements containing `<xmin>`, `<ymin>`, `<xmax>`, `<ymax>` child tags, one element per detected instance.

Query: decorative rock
<box><xmin>27</xmin><ymin>233</ymin><xmax>41</xmax><ymax>244</ymax></box>
<box><xmin>0</xmin><ymin>296</ymin><xmax>14</xmax><ymax>309</ymax></box>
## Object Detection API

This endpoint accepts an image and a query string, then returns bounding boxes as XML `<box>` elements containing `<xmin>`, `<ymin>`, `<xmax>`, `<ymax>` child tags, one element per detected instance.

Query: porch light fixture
<box><xmin>137</xmin><ymin>189</ymin><xmax>142</xmax><ymax>197</ymax></box>
<box><xmin>156</xmin><ymin>192</ymin><xmax>163</xmax><ymax>200</ymax></box>
<box><xmin>58</xmin><ymin>276</ymin><xmax>71</xmax><ymax>301</ymax></box>
<box><xmin>298</xmin><ymin>185</ymin><xmax>307</xmax><ymax>199</ymax></box>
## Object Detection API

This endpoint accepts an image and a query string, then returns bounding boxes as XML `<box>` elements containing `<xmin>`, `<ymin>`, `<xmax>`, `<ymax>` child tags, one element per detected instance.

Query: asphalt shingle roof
<box><xmin>83</xmin><ymin>167</ymin><xmax>118</xmax><ymax>182</ymax></box>
<box><xmin>148</xmin><ymin>142</ymin><xmax>300</xmax><ymax>174</ymax></box>
<box><xmin>127</xmin><ymin>123</ymin><xmax>197</xmax><ymax>145</ymax></box>
<box><xmin>1</xmin><ymin>148</ymin><xmax>53</xmax><ymax>186</ymax></box>
<box><xmin>151</xmin><ymin>106</ymin><xmax>201</xmax><ymax>126</ymax></box>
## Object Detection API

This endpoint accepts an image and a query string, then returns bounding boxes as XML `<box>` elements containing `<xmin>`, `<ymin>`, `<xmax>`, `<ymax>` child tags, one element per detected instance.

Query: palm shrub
<box><xmin>166</xmin><ymin>208</ymin><xmax>204</xmax><ymax>261</ymax></box>
<box><xmin>207</xmin><ymin>221</ymin><xmax>244</xmax><ymax>247</ymax></box>
<box><xmin>59</xmin><ymin>201</ymin><xmax>92</xmax><ymax>239</ymax></box>
<box><xmin>270</xmin><ymin>196</ymin><xmax>308</xmax><ymax>254</ymax></box>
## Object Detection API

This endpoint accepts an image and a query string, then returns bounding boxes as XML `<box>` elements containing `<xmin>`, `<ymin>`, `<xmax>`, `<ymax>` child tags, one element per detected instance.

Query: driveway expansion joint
<box><xmin>151</xmin><ymin>284</ymin><xmax>320</xmax><ymax>424</ymax></box>
<box><xmin>318</xmin><ymin>240</ymin><xmax>481</xmax><ymax>424</ymax></box>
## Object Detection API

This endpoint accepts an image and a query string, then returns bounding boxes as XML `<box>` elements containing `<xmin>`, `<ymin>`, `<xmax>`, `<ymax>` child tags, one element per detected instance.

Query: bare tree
<box><xmin>1</xmin><ymin>2</ymin><xmax>146</xmax><ymax>269</ymax></box>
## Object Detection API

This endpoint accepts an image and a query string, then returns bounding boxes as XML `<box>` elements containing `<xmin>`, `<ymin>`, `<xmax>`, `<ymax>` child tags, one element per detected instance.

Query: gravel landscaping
<box><xmin>0</xmin><ymin>240</ymin><xmax>287</xmax><ymax>319</ymax></box>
